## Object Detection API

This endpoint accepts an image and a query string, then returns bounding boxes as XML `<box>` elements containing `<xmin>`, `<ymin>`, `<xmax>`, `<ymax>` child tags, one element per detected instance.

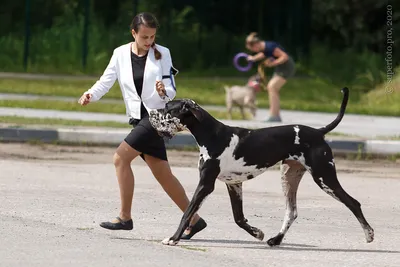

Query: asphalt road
<box><xmin>0</xmin><ymin>143</ymin><xmax>399</xmax><ymax>267</ymax></box>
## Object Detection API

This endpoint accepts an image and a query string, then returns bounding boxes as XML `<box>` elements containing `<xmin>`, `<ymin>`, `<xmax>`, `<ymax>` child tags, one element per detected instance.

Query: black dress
<box><xmin>123</xmin><ymin>51</ymin><xmax>168</xmax><ymax>161</ymax></box>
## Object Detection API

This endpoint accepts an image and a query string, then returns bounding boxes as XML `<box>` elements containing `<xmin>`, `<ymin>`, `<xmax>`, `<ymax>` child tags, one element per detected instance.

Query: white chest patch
<box><xmin>294</xmin><ymin>126</ymin><xmax>300</xmax><ymax>145</ymax></box>
<box><xmin>198</xmin><ymin>145</ymin><xmax>211</xmax><ymax>168</ymax></box>
<box><xmin>214</xmin><ymin>134</ymin><xmax>268</xmax><ymax>184</ymax></box>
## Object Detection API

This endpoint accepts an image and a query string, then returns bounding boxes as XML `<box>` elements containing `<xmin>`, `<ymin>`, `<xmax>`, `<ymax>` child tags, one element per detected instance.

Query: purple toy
<box><xmin>233</xmin><ymin>52</ymin><xmax>253</xmax><ymax>72</ymax></box>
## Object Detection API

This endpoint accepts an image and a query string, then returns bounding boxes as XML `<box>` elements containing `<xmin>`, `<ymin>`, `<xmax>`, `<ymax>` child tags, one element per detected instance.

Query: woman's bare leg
<box><xmin>144</xmin><ymin>154</ymin><xmax>201</xmax><ymax>225</ymax></box>
<box><xmin>113</xmin><ymin>141</ymin><xmax>141</xmax><ymax>221</ymax></box>
<box><xmin>267</xmin><ymin>75</ymin><xmax>287</xmax><ymax>118</ymax></box>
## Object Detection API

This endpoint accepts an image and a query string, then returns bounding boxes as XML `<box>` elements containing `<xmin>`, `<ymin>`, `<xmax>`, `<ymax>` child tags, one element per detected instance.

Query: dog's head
<box><xmin>247</xmin><ymin>74</ymin><xmax>262</xmax><ymax>92</ymax></box>
<box><xmin>149</xmin><ymin>99</ymin><xmax>204</xmax><ymax>139</ymax></box>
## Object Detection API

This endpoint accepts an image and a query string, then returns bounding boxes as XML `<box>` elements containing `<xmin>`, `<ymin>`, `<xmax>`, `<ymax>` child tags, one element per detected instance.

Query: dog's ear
<box><xmin>189</xmin><ymin>107</ymin><xmax>203</xmax><ymax>121</ymax></box>
<box><xmin>184</xmin><ymin>99</ymin><xmax>203</xmax><ymax>121</ymax></box>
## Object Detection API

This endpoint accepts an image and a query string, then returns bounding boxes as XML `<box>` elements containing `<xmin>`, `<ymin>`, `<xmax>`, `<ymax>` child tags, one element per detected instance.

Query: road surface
<box><xmin>0</xmin><ymin>143</ymin><xmax>399</xmax><ymax>267</ymax></box>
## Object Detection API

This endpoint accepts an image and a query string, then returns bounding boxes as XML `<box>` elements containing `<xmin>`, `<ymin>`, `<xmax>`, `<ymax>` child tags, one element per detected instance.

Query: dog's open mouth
<box><xmin>149</xmin><ymin>110</ymin><xmax>186</xmax><ymax>139</ymax></box>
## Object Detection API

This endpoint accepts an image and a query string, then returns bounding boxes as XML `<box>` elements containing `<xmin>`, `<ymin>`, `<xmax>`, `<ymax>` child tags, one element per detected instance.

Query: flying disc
<box><xmin>233</xmin><ymin>52</ymin><xmax>253</xmax><ymax>72</ymax></box>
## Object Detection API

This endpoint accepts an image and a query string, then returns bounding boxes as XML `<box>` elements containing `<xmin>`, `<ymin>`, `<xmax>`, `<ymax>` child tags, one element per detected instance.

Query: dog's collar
<box><xmin>248</xmin><ymin>80</ymin><xmax>261</xmax><ymax>92</ymax></box>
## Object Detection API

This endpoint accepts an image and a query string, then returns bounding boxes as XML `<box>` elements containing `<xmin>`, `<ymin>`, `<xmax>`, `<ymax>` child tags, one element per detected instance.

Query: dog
<box><xmin>224</xmin><ymin>73</ymin><xmax>263</xmax><ymax>120</ymax></box>
<box><xmin>148</xmin><ymin>87</ymin><xmax>374</xmax><ymax>247</ymax></box>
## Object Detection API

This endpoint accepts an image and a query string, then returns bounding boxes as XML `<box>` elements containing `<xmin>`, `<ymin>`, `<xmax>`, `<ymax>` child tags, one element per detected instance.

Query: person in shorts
<box><xmin>246</xmin><ymin>32</ymin><xmax>296</xmax><ymax>122</ymax></box>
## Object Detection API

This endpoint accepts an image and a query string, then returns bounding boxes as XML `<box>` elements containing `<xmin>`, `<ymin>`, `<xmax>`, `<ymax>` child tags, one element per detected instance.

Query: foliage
<box><xmin>0</xmin><ymin>75</ymin><xmax>398</xmax><ymax>116</ymax></box>
<box><xmin>0</xmin><ymin>0</ymin><xmax>398</xmax><ymax>94</ymax></box>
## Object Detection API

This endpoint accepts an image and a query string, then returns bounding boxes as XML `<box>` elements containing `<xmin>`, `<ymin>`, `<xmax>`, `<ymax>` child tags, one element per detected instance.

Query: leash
<box><xmin>163</xmin><ymin>91</ymin><xmax>172</xmax><ymax>102</ymax></box>
<box><xmin>161</xmin><ymin>66</ymin><xmax>178</xmax><ymax>103</ymax></box>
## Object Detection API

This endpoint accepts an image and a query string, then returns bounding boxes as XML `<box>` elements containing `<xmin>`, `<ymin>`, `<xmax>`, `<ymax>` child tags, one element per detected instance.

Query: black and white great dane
<box><xmin>149</xmin><ymin>87</ymin><xmax>374</xmax><ymax>247</ymax></box>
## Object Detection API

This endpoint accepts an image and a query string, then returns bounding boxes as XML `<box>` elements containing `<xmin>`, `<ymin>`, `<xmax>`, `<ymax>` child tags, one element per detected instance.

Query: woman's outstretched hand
<box><xmin>78</xmin><ymin>93</ymin><xmax>92</xmax><ymax>106</ymax></box>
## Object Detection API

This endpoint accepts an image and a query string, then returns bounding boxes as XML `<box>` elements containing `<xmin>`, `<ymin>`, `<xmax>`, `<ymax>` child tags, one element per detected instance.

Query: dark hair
<box><xmin>130</xmin><ymin>12</ymin><xmax>161</xmax><ymax>60</ymax></box>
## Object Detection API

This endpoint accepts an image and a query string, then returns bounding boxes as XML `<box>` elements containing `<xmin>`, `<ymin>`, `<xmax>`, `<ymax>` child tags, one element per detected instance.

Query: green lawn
<box><xmin>0</xmin><ymin>76</ymin><xmax>398</xmax><ymax>116</ymax></box>
<box><xmin>0</xmin><ymin>100</ymin><xmax>249</xmax><ymax>120</ymax></box>
<box><xmin>0</xmin><ymin>116</ymin><xmax>128</xmax><ymax>128</ymax></box>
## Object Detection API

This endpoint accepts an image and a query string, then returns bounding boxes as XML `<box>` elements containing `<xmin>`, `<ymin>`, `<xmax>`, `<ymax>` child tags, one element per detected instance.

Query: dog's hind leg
<box><xmin>238</xmin><ymin>106</ymin><xmax>246</xmax><ymax>120</ymax></box>
<box><xmin>308</xmin><ymin>145</ymin><xmax>374</xmax><ymax>243</ymax></box>
<box><xmin>226</xmin><ymin>183</ymin><xmax>264</xmax><ymax>240</ymax></box>
<box><xmin>267</xmin><ymin>160</ymin><xmax>306</xmax><ymax>246</ymax></box>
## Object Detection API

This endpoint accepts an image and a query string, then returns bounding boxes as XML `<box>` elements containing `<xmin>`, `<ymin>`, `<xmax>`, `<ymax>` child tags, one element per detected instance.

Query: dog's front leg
<box><xmin>226</xmin><ymin>183</ymin><xmax>264</xmax><ymax>240</ymax></box>
<box><xmin>162</xmin><ymin>159</ymin><xmax>220</xmax><ymax>246</ymax></box>
<box><xmin>225</xmin><ymin>89</ymin><xmax>233</xmax><ymax>120</ymax></box>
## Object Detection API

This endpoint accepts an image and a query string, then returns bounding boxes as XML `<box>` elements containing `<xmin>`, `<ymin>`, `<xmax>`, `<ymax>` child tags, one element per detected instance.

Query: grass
<box><xmin>0</xmin><ymin>75</ymin><xmax>398</xmax><ymax>116</ymax></box>
<box><xmin>0</xmin><ymin>101</ymin><xmax>249</xmax><ymax>127</ymax></box>
<box><xmin>0</xmin><ymin>116</ymin><xmax>130</xmax><ymax>128</ymax></box>
<box><xmin>0</xmin><ymin>99</ymin><xmax>127</xmax><ymax>114</ymax></box>
<box><xmin>0</xmin><ymin>76</ymin><xmax>340</xmax><ymax>109</ymax></box>
<box><xmin>0</xmin><ymin>99</ymin><xmax>250</xmax><ymax>120</ymax></box>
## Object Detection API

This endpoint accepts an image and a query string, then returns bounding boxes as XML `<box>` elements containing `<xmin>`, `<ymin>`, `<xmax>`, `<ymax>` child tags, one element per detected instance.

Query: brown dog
<box><xmin>224</xmin><ymin>69</ymin><xmax>265</xmax><ymax>120</ymax></box>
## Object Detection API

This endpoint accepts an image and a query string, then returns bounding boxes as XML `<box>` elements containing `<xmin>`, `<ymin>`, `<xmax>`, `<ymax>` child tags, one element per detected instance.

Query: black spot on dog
<box><xmin>247</xmin><ymin>174</ymin><xmax>254</xmax><ymax>179</ymax></box>
<box><xmin>232</xmin><ymin>172</ymin><xmax>242</xmax><ymax>175</ymax></box>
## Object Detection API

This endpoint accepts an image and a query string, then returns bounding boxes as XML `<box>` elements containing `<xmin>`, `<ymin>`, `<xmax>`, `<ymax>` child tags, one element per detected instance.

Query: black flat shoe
<box><xmin>181</xmin><ymin>218</ymin><xmax>207</xmax><ymax>240</ymax></box>
<box><xmin>99</xmin><ymin>217</ymin><xmax>133</xmax><ymax>230</ymax></box>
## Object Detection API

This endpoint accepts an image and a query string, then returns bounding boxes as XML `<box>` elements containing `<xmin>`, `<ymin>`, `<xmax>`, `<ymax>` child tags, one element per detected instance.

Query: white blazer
<box><xmin>85</xmin><ymin>42</ymin><xmax>178</xmax><ymax>119</ymax></box>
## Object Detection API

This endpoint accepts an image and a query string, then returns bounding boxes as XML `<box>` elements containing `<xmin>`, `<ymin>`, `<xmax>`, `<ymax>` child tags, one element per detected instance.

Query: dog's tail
<box><xmin>224</xmin><ymin>85</ymin><xmax>231</xmax><ymax>93</ymax></box>
<box><xmin>318</xmin><ymin>87</ymin><xmax>349</xmax><ymax>135</ymax></box>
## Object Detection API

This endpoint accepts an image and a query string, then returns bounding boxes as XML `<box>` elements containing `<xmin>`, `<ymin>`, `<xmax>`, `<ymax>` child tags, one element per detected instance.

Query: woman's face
<box><xmin>246</xmin><ymin>40</ymin><xmax>263</xmax><ymax>52</ymax></box>
<box><xmin>132</xmin><ymin>25</ymin><xmax>156</xmax><ymax>51</ymax></box>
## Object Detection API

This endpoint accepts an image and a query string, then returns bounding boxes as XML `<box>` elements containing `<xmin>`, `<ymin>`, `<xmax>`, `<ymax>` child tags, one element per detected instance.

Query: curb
<box><xmin>1</xmin><ymin>127</ymin><xmax>399</xmax><ymax>155</ymax></box>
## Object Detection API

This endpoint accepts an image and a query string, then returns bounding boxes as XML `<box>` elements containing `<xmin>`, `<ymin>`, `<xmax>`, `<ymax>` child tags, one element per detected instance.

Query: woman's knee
<box><xmin>267</xmin><ymin>84</ymin><xmax>279</xmax><ymax>93</ymax></box>
<box><xmin>113</xmin><ymin>141</ymin><xmax>140</xmax><ymax>167</ymax></box>
<box><xmin>113</xmin><ymin>151</ymin><xmax>134</xmax><ymax>167</ymax></box>
<box><xmin>113</xmin><ymin>152</ymin><xmax>124</xmax><ymax>167</ymax></box>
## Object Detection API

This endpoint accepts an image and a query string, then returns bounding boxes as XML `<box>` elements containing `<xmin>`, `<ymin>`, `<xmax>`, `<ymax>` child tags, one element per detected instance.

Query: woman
<box><xmin>78</xmin><ymin>12</ymin><xmax>206</xmax><ymax>239</ymax></box>
<box><xmin>245</xmin><ymin>32</ymin><xmax>296</xmax><ymax>122</ymax></box>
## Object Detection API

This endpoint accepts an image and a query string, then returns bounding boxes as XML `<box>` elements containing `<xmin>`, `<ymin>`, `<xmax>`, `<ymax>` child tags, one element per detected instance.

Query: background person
<box><xmin>246</xmin><ymin>32</ymin><xmax>296</xmax><ymax>122</ymax></box>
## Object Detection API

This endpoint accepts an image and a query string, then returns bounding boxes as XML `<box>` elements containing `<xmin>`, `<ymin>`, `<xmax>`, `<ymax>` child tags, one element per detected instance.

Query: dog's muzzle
<box><xmin>149</xmin><ymin>109</ymin><xmax>186</xmax><ymax>139</ymax></box>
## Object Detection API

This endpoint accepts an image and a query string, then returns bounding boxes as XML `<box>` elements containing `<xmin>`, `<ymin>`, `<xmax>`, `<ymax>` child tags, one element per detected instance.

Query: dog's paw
<box><xmin>161</xmin><ymin>237</ymin><xmax>179</xmax><ymax>246</ymax></box>
<box><xmin>255</xmin><ymin>230</ymin><xmax>264</xmax><ymax>241</ymax></box>
<box><xmin>364</xmin><ymin>227</ymin><xmax>374</xmax><ymax>243</ymax></box>
<box><xmin>266</xmin><ymin>234</ymin><xmax>284</xmax><ymax>247</ymax></box>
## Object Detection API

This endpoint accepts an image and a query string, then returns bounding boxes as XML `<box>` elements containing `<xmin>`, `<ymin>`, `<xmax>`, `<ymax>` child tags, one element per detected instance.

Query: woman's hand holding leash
<box><xmin>156</xmin><ymin>80</ymin><xmax>171</xmax><ymax>101</ymax></box>
<box><xmin>156</xmin><ymin>80</ymin><xmax>166</xmax><ymax>96</ymax></box>
<box><xmin>78</xmin><ymin>93</ymin><xmax>92</xmax><ymax>106</ymax></box>
<box><xmin>263</xmin><ymin>58</ymin><xmax>275</xmax><ymax>67</ymax></box>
